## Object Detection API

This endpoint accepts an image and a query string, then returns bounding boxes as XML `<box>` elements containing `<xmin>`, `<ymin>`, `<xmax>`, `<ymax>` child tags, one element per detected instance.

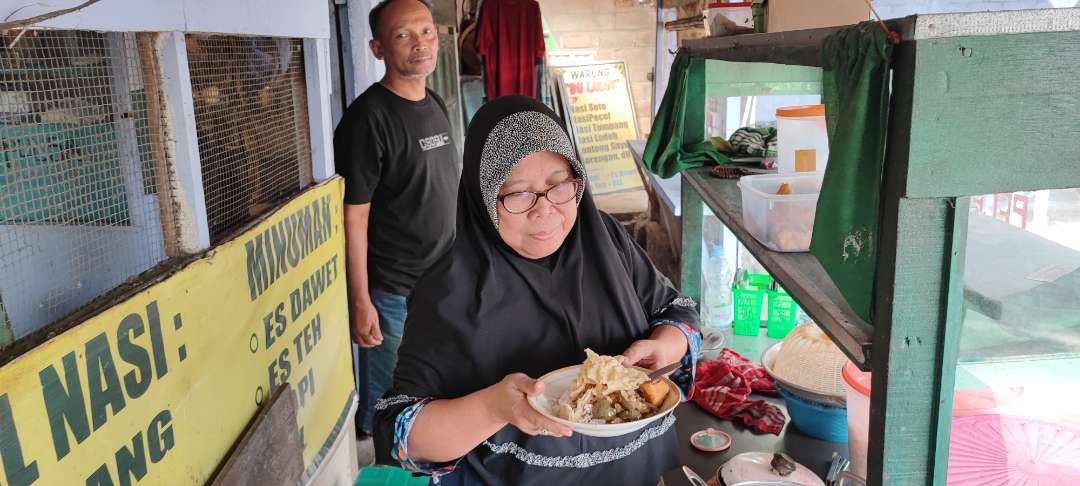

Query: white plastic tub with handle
<box><xmin>776</xmin><ymin>104</ymin><xmax>829</xmax><ymax>175</ymax></box>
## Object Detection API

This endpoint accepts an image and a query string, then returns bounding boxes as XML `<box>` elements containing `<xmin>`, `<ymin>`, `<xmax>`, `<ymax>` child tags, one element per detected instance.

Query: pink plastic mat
<box><xmin>948</xmin><ymin>414</ymin><xmax>1080</xmax><ymax>485</ymax></box>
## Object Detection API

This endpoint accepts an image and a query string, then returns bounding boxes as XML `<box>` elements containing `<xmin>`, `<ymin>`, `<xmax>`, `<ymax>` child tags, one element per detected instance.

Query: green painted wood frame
<box><xmin>674</xmin><ymin>49</ymin><xmax>960</xmax><ymax>483</ymax></box>
<box><xmin>678</xmin><ymin>57</ymin><xmax>706</xmax><ymax>308</ymax></box>
<box><xmin>905</xmin><ymin>31</ymin><xmax>1080</xmax><ymax>198</ymax></box>
<box><xmin>680</xmin><ymin>179</ymin><xmax>704</xmax><ymax>307</ymax></box>
<box><xmin>671</xmin><ymin>12</ymin><xmax>1080</xmax><ymax>484</ymax></box>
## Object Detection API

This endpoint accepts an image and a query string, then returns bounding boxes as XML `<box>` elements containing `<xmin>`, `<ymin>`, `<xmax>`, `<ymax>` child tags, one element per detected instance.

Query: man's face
<box><xmin>370</xmin><ymin>0</ymin><xmax>438</xmax><ymax>80</ymax></box>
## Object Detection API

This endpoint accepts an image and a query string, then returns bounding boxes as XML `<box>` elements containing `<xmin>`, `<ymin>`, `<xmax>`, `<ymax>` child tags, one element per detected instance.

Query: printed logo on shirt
<box><xmin>418</xmin><ymin>132</ymin><xmax>452</xmax><ymax>151</ymax></box>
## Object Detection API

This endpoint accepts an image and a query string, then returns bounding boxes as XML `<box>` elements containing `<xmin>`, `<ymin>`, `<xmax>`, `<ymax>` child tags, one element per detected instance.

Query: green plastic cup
<box><xmin>733</xmin><ymin>286</ymin><xmax>765</xmax><ymax>336</ymax></box>
<box><xmin>766</xmin><ymin>290</ymin><xmax>797</xmax><ymax>338</ymax></box>
<box><xmin>745</xmin><ymin>272</ymin><xmax>772</xmax><ymax>290</ymax></box>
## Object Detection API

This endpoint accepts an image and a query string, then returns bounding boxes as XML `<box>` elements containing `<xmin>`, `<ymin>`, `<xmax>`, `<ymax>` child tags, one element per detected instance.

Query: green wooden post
<box><xmin>680</xmin><ymin>175</ymin><xmax>704</xmax><ymax>306</ymax></box>
<box><xmin>869</xmin><ymin>197</ymin><xmax>969</xmax><ymax>485</ymax></box>
<box><xmin>870</xmin><ymin>36</ymin><xmax>970</xmax><ymax>482</ymax></box>
<box><xmin>675</xmin><ymin>57</ymin><xmax>706</xmax><ymax>306</ymax></box>
<box><xmin>933</xmin><ymin>197</ymin><xmax>969</xmax><ymax>483</ymax></box>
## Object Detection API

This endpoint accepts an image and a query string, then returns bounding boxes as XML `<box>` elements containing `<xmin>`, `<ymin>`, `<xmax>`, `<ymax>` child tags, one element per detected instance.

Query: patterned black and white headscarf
<box><xmin>477</xmin><ymin>110</ymin><xmax>587</xmax><ymax>229</ymax></box>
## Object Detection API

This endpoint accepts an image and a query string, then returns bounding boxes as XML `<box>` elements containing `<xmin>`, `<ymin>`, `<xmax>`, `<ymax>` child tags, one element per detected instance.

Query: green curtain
<box><xmin>811</xmin><ymin>23</ymin><xmax>894</xmax><ymax>324</ymax></box>
<box><xmin>642</xmin><ymin>51</ymin><xmax>730</xmax><ymax>178</ymax></box>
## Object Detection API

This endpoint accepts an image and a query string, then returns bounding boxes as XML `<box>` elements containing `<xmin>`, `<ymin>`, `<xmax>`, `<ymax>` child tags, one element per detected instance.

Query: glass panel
<box><xmin>948</xmin><ymin>187</ymin><xmax>1080</xmax><ymax>485</ymax></box>
<box><xmin>961</xmin><ymin>188</ymin><xmax>1080</xmax><ymax>361</ymax></box>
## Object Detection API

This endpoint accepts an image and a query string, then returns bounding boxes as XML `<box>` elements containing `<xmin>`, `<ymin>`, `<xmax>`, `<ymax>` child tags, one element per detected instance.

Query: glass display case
<box><xmin>671</xmin><ymin>9</ymin><xmax>1080</xmax><ymax>484</ymax></box>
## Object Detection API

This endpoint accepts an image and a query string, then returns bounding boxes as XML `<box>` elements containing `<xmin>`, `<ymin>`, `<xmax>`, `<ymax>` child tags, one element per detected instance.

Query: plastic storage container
<box><xmin>737</xmin><ymin>172</ymin><xmax>823</xmax><ymax>252</ymax></box>
<box><xmin>776</xmin><ymin>104</ymin><xmax>829</xmax><ymax>174</ymax></box>
<box><xmin>842</xmin><ymin>361</ymin><xmax>872</xmax><ymax>479</ymax></box>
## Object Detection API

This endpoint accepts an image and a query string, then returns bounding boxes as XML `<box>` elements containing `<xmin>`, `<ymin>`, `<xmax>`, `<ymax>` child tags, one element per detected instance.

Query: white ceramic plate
<box><xmin>527</xmin><ymin>365</ymin><xmax>681</xmax><ymax>438</ymax></box>
<box><xmin>718</xmin><ymin>452</ymin><xmax>825</xmax><ymax>486</ymax></box>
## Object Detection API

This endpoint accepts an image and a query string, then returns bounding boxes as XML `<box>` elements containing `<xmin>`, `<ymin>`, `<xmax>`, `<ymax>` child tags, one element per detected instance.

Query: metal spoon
<box><xmin>681</xmin><ymin>465</ymin><xmax>709</xmax><ymax>486</ymax></box>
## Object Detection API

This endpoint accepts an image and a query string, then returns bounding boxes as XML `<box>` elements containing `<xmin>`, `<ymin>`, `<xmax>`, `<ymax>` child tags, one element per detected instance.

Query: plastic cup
<box><xmin>733</xmin><ymin>287</ymin><xmax>765</xmax><ymax>336</ymax></box>
<box><xmin>766</xmin><ymin>290</ymin><xmax>797</xmax><ymax>338</ymax></box>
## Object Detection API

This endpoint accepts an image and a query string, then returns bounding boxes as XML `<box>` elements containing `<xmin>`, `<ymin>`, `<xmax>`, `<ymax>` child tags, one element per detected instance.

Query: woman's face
<box><xmin>496</xmin><ymin>151</ymin><xmax>579</xmax><ymax>259</ymax></box>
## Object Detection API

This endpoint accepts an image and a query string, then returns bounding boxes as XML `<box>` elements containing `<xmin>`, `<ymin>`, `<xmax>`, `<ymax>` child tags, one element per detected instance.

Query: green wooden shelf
<box><xmin>659</xmin><ymin>9</ymin><xmax>1080</xmax><ymax>483</ymax></box>
<box><xmin>681</xmin><ymin>167</ymin><xmax>873</xmax><ymax>367</ymax></box>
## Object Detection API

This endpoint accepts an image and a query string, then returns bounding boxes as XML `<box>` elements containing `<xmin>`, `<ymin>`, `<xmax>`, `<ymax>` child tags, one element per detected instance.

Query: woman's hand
<box><xmin>407</xmin><ymin>373</ymin><xmax>573</xmax><ymax>463</ymax></box>
<box><xmin>621</xmin><ymin>325</ymin><xmax>689</xmax><ymax>371</ymax></box>
<box><xmin>483</xmin><ymin>373</ymin><xmax>573</xmax><ymax>437</ymax></box>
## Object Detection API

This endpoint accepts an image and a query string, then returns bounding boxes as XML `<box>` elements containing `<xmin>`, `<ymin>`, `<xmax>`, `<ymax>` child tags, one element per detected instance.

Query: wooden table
<box><xmin>661</xmin><ymin>331</ymin><xmax>848</xmax><ymax>486</ymax></box>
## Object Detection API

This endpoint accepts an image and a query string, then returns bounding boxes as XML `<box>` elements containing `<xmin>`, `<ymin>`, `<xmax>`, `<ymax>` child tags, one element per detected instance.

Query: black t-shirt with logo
<box><xmin>334</xmin><ymin>83</ymin><xmax>461</xmax><ymax>296</ymax></box>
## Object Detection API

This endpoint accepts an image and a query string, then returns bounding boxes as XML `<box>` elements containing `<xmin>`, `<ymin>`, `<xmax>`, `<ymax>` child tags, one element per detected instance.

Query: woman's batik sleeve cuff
<box><xmin>651</xmin><ymin>320</ymin><xmax>701</xmax><ymax>401</ymax></box>
<box><xmin>391</xmin><ymin>399</ymin><xmax>459</xmax><ymax>478</ymax></box>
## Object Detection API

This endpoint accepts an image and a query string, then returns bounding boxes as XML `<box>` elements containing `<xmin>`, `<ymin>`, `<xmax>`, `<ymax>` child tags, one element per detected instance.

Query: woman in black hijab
<box><xmin>373</xmin><ymin>96</ymin><xmax>701</xmax><ymax>485</ymax></box>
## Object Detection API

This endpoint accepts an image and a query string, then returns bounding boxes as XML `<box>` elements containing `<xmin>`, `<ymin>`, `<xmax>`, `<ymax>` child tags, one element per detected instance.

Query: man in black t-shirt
<box><xmin>333</xmin><ymin>0</ymin><xmax>460</xmax><ymax>437</ymax></box>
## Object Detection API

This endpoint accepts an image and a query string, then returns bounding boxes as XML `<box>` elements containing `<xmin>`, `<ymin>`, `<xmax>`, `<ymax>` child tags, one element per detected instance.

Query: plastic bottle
<box><xmin>702</xmin><ymin>244</ymin><xmax>734</xmax><ymax>329</ymax></box>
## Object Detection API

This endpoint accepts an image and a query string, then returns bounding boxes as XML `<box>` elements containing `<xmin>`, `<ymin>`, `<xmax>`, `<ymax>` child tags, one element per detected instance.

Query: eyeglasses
<box><xmin>498</xmin><ymin>179</ymin><xmax>582</xmax><ymax>214</ymax></box>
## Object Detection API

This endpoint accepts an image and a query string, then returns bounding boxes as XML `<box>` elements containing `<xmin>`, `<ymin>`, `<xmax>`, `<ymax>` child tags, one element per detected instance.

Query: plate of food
<box><xmin>528</xmin><ymin>349</ymin><xmax>681</xmax><ymax>437</ymax></box>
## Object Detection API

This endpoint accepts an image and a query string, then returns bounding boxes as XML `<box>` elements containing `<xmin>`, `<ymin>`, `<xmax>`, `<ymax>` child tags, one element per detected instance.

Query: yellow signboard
<box><xmin>0</xmin><ymin>179</ymin><xmax>354</xmax><ymax>485</ymax></box>
<box><xmin>555</xmin><ymin>62</ymin><xmax>644</xmax><ymax>195</ymax></box>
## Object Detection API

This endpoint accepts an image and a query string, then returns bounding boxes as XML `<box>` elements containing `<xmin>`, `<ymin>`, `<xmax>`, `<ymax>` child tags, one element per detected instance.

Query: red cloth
<box><xmin>692</xmin><ymin>349</ymin><xmax>787</xmax><ymax>435</ymax></box>
<box><xmin>476</xmin><ymin>0</ymin><xmax>545</xmax><ymax>98</ymax></box>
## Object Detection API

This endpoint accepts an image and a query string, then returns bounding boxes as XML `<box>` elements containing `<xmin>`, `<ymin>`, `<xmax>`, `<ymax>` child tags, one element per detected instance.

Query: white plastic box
<box><xmin>776</xmin><ymin>104</ymin><xmax>829</xmax><ymax>174</ymax></box>
<box><xmin>737</xmin><ymin>172</ymin><xmax>823</xmax><ymax>252</ymax></box>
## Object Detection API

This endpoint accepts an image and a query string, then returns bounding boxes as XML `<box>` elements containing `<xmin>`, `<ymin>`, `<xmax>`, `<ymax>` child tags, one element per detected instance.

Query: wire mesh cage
<box><xmin>0</xmin><ymin>295</ymin><xmax>11</xmax><ymax>347</ymax></box>
<box><xmin>0</xmin><ymin>30</ymin><xmax>171</xmax><ymax>341</ymax></box>
<box><xmin>185</xmin><ymin>35</ymin><xmax>312</xmax><ymax>242</ymax></box>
